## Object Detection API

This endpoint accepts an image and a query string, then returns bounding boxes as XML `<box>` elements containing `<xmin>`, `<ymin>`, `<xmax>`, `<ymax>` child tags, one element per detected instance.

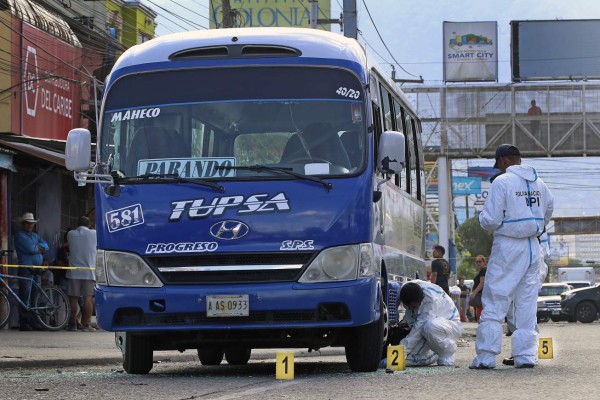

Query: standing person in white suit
<box><xmin>470</xmin><ymin>144</ymin><xmax>554</xmax><ymax>369</ymax></box>
<box><xmin>503</xmin><ymin>229</ymin><xmax>551</xmax><ymax>365</ymax></box>
<box><xmin>399</xmin><ymin>280</ymin><xmax>464</xmax><ymax>366</ymax></box>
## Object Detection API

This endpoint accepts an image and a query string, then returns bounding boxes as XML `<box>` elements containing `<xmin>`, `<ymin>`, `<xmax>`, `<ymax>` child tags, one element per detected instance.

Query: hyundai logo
<box><xmin>209</xmin><ymin>220</ymin><xmax>250</xmax><ymax>240</ymax></box>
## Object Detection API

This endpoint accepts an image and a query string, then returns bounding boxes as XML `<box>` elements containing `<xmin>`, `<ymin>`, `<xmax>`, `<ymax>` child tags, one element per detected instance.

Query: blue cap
<box><xmin>493</xmin><ymin>144</ymin><xmax>520</xmax><ymax>169</ymax></box>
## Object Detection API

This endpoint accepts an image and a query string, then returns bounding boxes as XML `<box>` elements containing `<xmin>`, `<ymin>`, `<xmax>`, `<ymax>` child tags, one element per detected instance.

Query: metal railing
<box><xmin>404</xmin><ymin>82</ymin><xmax>600</xmax><ymax>160</ymax></box>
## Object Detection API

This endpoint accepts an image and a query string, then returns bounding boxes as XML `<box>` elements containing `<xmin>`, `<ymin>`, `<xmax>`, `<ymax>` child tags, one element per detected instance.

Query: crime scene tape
<box><xmin>0</xmin><ymin>264</ymin><xmax>94</xmax><ymax>270</ymax></box>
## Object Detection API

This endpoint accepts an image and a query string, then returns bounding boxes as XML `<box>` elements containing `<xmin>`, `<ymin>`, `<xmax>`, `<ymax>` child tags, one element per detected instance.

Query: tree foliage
<box><xmin>457</xmin><ymin>217</ymin><xmax>493</xmax><ymax>257</ymax></box>
<box><xmin>456</xmin><ymin>217</ymin><xmax>493</xmax><ymax>279</ymax></box>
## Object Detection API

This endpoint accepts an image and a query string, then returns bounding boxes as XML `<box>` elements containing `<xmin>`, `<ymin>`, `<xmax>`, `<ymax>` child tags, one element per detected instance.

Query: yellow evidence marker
<box><xmin>386</xmin><ymin>345</ymin><xmax>406</xmax><ymax>371</ymax></box>
<box><xmin>538</xmin><ymin>337</ymin><xmax>553</xmax><ymax>359</ymax></box>
<box><xmin>276</xmin><ymin>352</ymin><xmax>294</xmax><ymax>379</ymax></box>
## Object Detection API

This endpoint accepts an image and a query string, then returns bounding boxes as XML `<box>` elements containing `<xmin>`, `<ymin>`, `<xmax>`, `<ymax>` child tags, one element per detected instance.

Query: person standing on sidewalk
<box><xmin>66</xmin><ymin>216</ymin><xmax>97</xmax><ymax>332</ymax></box>
<box><xmin>14</xmin><ymin>212</ymin><xmax>49</xmax><ymax>331</ymax></box>
<box><xmin>469</xmin><ymin>144</ymin><xmax>553</xmax><ymax>369</ymax></box>
<box><xmin>430</xmin><ymin>245</ymin><xmax>451</xmax><ymax>295</ymax></box>
<box><xmin>470</xmin><ymin>255</ymin><xmax>488</xmax><ymax>322</ymax></box>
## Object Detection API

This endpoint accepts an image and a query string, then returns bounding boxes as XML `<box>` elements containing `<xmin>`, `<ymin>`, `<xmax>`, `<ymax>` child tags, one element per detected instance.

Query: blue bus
<box><xmin>66</xmin><ymin>28</ymin><xmax>426</xmax><ymax>374</ymax></box>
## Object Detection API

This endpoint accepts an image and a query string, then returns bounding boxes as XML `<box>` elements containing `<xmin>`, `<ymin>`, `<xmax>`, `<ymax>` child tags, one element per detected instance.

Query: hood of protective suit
<box><xmin>478</xmin><ymin>163</ymin><xmax>554</xmax><ymax>239</ymax></box>
<box><xmin>506</xmin><ymin>164</ymin><xmax>539</xmax><ymax>182</ymax></box>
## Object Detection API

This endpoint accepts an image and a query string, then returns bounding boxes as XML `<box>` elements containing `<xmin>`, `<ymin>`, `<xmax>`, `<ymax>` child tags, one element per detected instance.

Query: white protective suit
<box><xmin>400</xmin><ymin>280</ymin><xmax>464</xmax><ymax>366</ymax></box>
<box><xmin>471</xmin><ymin>165</ymin><xmax>553</xmax><ymax>368</ymax></box>
<box><xmin>506</xmin><ymin>230</ymin><xmax>550</xmax><ymax>334</ymax></box>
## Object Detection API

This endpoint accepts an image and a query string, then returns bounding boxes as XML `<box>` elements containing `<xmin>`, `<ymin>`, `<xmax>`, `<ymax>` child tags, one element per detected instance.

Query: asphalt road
<box><xmin>1</xmin><ymin>321</ymin><xmax>599</xmax><ymax>400</ymax></box>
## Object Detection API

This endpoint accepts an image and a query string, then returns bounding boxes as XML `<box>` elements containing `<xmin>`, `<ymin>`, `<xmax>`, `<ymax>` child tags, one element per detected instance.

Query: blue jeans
<box><xmin>17</xmin><ymin>267</ymin><xmax>41</xmax><ymax>328</ymax></box>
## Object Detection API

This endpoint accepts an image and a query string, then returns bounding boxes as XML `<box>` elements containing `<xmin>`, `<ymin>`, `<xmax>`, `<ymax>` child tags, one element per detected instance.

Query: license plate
<box><xmin>206</xmin><ymin>295</ymin><xmax>249</xmax><ymax>317</ymax></box>
<box><xmin>552</xmin><ymin>310</ymin><xmax>560</xmax><ymax>315</ymax></box>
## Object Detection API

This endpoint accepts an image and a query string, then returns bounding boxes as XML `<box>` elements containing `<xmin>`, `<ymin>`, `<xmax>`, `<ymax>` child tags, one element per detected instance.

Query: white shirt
<box><xmin>66</xmin><ymin>226</ymin><xmax>97</xmax><ymax>280</ymax></box>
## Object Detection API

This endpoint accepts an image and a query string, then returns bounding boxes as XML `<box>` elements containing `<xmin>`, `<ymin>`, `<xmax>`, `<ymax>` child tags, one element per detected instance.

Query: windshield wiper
<box><xmin>118</xmin><ymin>172</ymin><xmax>225</xmax><ymax>192</ymax></box>
<box><xmin>218</xmin><ymin>165</ymin><xmax>332</xmax><ymax>191</ymax></box>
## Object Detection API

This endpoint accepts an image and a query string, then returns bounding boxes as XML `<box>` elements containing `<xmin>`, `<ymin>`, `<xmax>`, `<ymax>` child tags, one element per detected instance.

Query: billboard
<box><xmin>511</xmin><ymin>19</ymin><xmax>600</xmax><ymax>82</ymax></box>
<box><xmin>427</xmin><ymin>176</ymin><xmax>482</xmax><ymax>196</ymax></box>
<box><xmin>17</xmin><ymin>23</ymin><xmax>82</xmax><ymax>140</ymax></box>
<box><xmin>453</xmin><ymin>179</ymin><xmax>490</xmax><ymax>224</ymax></box>
<box><xmin>467</xmin><ymin>166</ymin><xmax>498</xmax><ymax>182</ymax></box>
<box><xmin>443</xmin><ymin>21</ymin><xmax>498</xmax><ymax>82</ymax></box>
<box><xmin>452</xmin><ymin>176</ymin><xmax>481</xmax><ymax>196</ymax></box>
<box><xmin>210</xmin><ymin>0</ymin><xmax>332</xmax><ymax>29</ymax></box>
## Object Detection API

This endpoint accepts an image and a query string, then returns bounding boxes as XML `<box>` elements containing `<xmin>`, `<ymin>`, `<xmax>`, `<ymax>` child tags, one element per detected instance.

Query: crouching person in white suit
<box><xmin>399</xmin><ymin>280</ymin><xmax>464</xmax><ymax>366</ymax></box>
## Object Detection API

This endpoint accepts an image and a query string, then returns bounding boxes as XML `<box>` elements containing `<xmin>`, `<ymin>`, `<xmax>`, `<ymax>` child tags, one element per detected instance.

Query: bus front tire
<box><xmin>345</xmin><ymin>301</ymin><xmax>386</xmax><ymax>372</ymax></box>
<box><xmin>225</xmin><ymin>347</ymin><xmax>252</xmax><ymax>365</ymax></box>
<box><xmin>198</xmin><ymin>348</ymin><xmax>224</xmax><ymax>365</ymax></box>
<box><xmin>123</xmin><ymin>333</ymin><xmax>153</xmax><ymax>374</ymax></box>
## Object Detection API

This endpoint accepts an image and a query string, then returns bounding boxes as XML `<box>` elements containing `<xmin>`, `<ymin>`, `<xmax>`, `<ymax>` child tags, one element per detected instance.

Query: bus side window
<box><xmin>396</xmin><ymin>106</ymin><xmax>411</xmax><ymax>194</ymax></box>
<box><xmin>406</xmin><ymin>116</ymin><xmax>418</xmax><ymax>200</ymax></box>
<box><xmin>371</xmin><ymin>102</ymin><xmax>382</xmax><ymax>176</ymax></box>
<box><xmin>416</xmin><ymin>120</ymin><xmax>425</xmax><ymax>202</ymax></box>
<box><xmin>380</xmin><ymin>84</ymin><xmax>394</xmax><ymax>131</ymax></box>
<box><xmin>393</xmin><ymin>100</ymin><xmax>403</xmax><ymax>187</ymax></box>
<box><xmin>381</xmin><ymin>85</ymin><xmax>402</xmax><ymax>187</ymax></box>
<box><xmin>408</xmin><ymin>117</ymin><xmax>421</xmax><ymax>200</ymax></box>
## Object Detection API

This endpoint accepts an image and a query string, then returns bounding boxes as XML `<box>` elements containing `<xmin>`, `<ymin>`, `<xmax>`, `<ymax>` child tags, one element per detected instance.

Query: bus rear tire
<box><xmin>198</xmin><ymin>348</ymin><xmax>224</xmax><ymax>365</ymax></box>
<box><xmin>123</xmin><ymin>333</ymin><xmax>153</xmax><ymax>374</ymax></box>
<box><xmin>225</xmin><ymin>347</ymin><xmax>252</xmax><ymax>365</ymax></box>
<box><xmin>345</xmin><ymin>299</ymin><xmax>386</xmax><ymax>372</ymax></box>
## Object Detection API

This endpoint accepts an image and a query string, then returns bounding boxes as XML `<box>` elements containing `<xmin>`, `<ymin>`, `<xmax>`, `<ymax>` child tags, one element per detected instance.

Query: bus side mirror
<box><xmin>377</xmin><ymin>130</ymin><xmax>405</xmax><ymax>175</ymax></box>
<box><xmin>66</xmin><ymin>128</ymin><xmax>92</xmax><ymax>172</ymax></box>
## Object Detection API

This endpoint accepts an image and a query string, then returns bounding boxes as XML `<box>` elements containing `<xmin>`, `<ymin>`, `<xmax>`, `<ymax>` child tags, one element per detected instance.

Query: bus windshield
<box><xmin>99</xmin><ymin>67</ymin><xmax>367</xmax><ymax>179</ymax></box>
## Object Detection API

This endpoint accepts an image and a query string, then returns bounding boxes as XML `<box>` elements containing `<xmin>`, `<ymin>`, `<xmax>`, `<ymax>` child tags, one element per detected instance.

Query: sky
<box><xmin>150</xmin><ymin>0</ymin><xmax>600</xmax><ymax>83</ymax></box>
<box><xmin>147</xmin><ymin>0</ymin><xmax>600</xmax><ymax>220</ymax></box>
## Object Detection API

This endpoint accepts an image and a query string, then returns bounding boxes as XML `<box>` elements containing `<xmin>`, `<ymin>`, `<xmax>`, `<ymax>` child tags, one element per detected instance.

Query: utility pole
<box><xmin>309</xmin><ymin>0</ymin><xmax>318</xmax><ymax>29</ymax></box>
<box><xmin>342</xmin><ymin>0</ymin><xmax>357</xmax><ymax>39</ymax></box>
<box><xmin>222</xmin><ymin>0</ymin><xmax>233</xmax><ymax>28</ymax></box>
<box><xmin>309</xmin><ymin>0</ymin><xmax>345</xmax><ymax>32</ymax></box>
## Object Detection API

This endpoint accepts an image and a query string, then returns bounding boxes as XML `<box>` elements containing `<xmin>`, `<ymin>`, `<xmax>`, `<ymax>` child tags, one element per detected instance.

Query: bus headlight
<box><xmin>98</xmin><ymin>250</ymin><xmax>163</xmax><ymax>287</ymax></box>
<box><xmin>299</xmin><ymin>245</ymin><xmax>360</xmax><ymax>283</ymax></box>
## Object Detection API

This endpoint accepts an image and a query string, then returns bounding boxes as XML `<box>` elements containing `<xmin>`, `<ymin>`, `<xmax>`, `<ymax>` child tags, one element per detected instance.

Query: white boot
<box><xmin>437</xmin><ymin>354</ymin><xmax>455</xmax><ymax>366</ymax></box>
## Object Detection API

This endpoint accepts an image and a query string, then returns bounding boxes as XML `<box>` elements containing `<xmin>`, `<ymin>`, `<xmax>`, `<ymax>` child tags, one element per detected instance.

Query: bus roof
<box><xmin>113</xmin><ymin>28</ymin><xmax>367</xmax><ymax>71</ymax></box>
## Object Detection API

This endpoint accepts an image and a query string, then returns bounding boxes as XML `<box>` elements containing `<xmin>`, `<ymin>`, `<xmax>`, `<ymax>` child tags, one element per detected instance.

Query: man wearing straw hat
<box><xmin>14</xmin><ymin>212</ymin><xmax>49</xmax><ymax>331</ymax></box>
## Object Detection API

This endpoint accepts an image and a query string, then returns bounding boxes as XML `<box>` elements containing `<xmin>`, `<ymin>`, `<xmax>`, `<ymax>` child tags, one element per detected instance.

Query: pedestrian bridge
<box><xmin>404</xmin><ymin>82</ymin><xmax>600</xmax><ymax>160</ymax></box>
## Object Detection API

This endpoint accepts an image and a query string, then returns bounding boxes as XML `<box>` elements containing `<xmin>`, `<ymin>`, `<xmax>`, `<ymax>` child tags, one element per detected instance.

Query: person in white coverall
<box><xmin>399</xmin><ymin>280</ymin><xmax>464</xmax><ymax>366</ymax></box>
<box><xmin>503</xmin><ymin>229</ymin><xmax>550</xmax><ymax>365</ymax></box>
<box><xmin>470</xmin><ymin>144</ymin><xmax>554</xmax><ymax>369</ymax></box>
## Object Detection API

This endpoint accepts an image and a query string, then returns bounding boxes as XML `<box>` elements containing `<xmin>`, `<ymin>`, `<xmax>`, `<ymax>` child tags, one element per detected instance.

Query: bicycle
<box><xmin>0</xmin><ymin>267</ymin><xmax>70</xmax><ymax>331</ymax></box>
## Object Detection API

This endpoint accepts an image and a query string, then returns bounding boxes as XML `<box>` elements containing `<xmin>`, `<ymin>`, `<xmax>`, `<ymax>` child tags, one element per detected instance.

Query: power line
<box><xmin>144</xmin><ymin>0</ymin><xmax>208</xmax><ymax>30</ymax></box>
<box><xmin>360</xmin><ymin>0</ymin><xmax>421</xmax><ymax>79</ymax></box>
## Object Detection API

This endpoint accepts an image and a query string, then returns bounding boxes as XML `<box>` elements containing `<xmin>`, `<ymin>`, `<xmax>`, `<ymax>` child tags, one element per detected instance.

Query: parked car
<box><xmin>537</xmin><ymin>283</ymin><xmax>572</xmax><ymax>323</ymax></box>
<box><xmin>564</xmin><ymin>281</ymin><xmax>592</xmax><ymax>290</ymax></box>
<box><xmin>463</xmin><ymin>279</ymin><xmax>474</xmax><ymax>292</ymax></box>
<box><xmin>561</xmin><ymin>284</ymin><xmax>600</xmax><ymax>323</ymax></box>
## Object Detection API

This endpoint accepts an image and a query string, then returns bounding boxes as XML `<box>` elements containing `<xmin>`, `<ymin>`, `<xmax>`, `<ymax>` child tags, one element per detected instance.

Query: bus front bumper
<box><xmin>94</xmin><ymin>279</ymin><xmax>380</xmax><ymax>332</ymax></box>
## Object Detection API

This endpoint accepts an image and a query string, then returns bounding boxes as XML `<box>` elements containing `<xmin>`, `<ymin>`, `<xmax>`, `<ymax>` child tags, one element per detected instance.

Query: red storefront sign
<box><xmin>18</xmin><ymin>23</ymin><xmax>83</xmax><ymax>140</ymax></box>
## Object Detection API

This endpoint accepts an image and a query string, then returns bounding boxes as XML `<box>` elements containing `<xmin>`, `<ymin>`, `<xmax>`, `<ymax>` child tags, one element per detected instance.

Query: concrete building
<box><xmin>0</xmin><ymin>0</ymin><xmax>157</xmax><ymax>313</ymax></box>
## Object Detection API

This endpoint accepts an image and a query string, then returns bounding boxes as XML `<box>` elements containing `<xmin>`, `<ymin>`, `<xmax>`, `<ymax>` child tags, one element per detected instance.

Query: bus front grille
<box><xmin>146</xmin><ymin>252</ymin><xmax>315</xmax><ymax>284</ymax></box>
